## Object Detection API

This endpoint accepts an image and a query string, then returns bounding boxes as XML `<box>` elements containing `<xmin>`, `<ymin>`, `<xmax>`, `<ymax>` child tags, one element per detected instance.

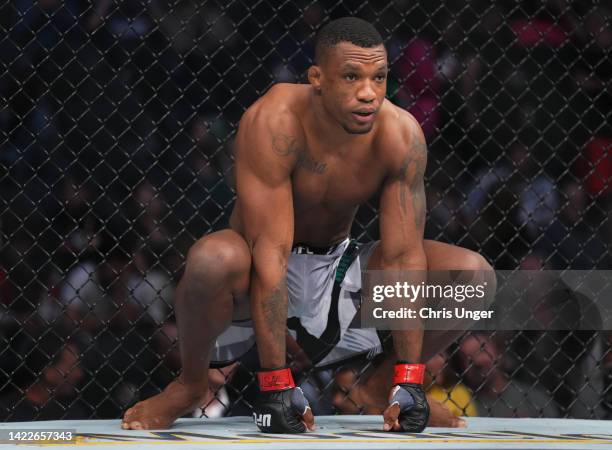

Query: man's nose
<box><xmin>356</xmin><ymin>80</ymin><xmax>376</xmax><ymax>102</ymax></box>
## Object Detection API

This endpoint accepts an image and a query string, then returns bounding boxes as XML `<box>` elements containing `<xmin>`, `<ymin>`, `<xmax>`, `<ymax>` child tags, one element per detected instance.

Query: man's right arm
<box><xmin>234</xmin><ymin>102</ymin><xmax>299</xmax><ymax>369</ymax></box>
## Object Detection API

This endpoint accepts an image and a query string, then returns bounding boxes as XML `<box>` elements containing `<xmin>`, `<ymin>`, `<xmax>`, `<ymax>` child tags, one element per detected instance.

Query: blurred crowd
<box><xmin>0</xmin><ymin>0</ymin><xmax>610</xmax><ymax>421</ymax></box>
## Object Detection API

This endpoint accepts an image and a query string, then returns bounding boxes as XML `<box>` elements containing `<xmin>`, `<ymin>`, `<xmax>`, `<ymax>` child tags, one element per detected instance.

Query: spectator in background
<box><xmin>55</xmin><ymin>256</ymin><xmax>105</xmax><ymax>327</ymax></box>
<box><xmin>192</xmin><ymin>365</ymin><xmax>238</xmax><ymax>419</ymax></box>
<box><xmin>41</xmin><ymin>176</ymin><xmax>114</xmax><ymax>272</ymax></box>
<box><xmin>128</xmin><ymin>248</ymin><xmax>174</xmax><ymax>326</ymax></box>
<box><xmin>425</xmin><ymin>188</ymin><xmax>466</xmax><ymax>244</ymax></box>
<box><xmin>128</xmin><ymin>181</ymin><xmax>183</xmax><ymax>263</ymax></box>
<box><xmin>464</xmin><ymin>144</ymin><xmax>558</xmax><ymax>235</ymax></box>
<box><xmin>190</xmin><ymin>116</ymin><xmax>234</xmax><ymax>181</ymax></box>
<box><xmin>173</xmin><ymin>116</ymin><xmax>235</xmax><ymax>236</ymax></box>
<box><xmin>577</xmin><ymin>137</ymin><xmax>612</xmax><ymax>199</ymax></box>
<box><xmin>569</xmin><ymin>6</ymin><xmax>612</xmax><ymax>138</ymax></box>
<box><xmin>79</xmin><ymin>261</ymin><xmax>161</xmax><ymax>419</ymax></box>
<box><xmin>509</xmin><ymin>3</ymin><xmax>571</xmax><ymax>48</ymax></box>
<box><xmin>0</xmin><ymin>337</ymin><xmax>88</xmax><ymax>421</ymax></box>
<box><xmin>394</xmin><ymin>37</ymin><xmax>441</xmax><ymax>139</ymax></box>
<box><xmin>148</xmin><ymin>0</ymin><xmax>246</xmax><ymax>120</ymax></box>
<box><xmin>133</xmin><ymin>181</ymin><xmax>173</xmax><ymax>251</ymax></box>
<box><xmin>38</xmin><ymin>176</ymin><xmax>116</xmax><ymax>330</ymax></box>
<box><xmin>456</xmin><ymin>333</ymin><xmax>559</xmax><ymax>418</ymax></box>
<box><xmin>537</xmin><ymin>178</ymin><xmax>610</xmax><ymax>269</ymax></box>
<box><xmin>462</xmin><ymin>143</ymin><xmax>558</xmax><ymax>268</ymax></box>
<box><xmin>426</xmin><ymin>352</ymin><xmax>478</xmax><ymax>418</ymax></box>
<box><xmin>148</xmin><ymin>1</ymin><xmax>237</xmax><ymax>59</ymax></box>
<box><xmin>39</xmin><ymin>234</ymin><xmax>131</xmax><ymax>333</ymax></box>
<box><xmin>506</xmin><ymin>254</ymin><xmax>602</xmax><ymax>418</ymax></box>
<box><xmin>87</xmin><ymin>0</ymin><xmax>153</xmax><ymax>48</ymax></box>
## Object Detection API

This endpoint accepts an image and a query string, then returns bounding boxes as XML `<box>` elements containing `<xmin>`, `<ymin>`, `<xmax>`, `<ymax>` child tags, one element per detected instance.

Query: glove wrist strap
<box><xmin>393</xmin><ymin>363</ymin><xmax>425</xmax><ymax>385</ymax></box>
<box><xmin>257</xmin><ymin>367</ymin><xmax>295</xmax><ymax>392</ymax></box>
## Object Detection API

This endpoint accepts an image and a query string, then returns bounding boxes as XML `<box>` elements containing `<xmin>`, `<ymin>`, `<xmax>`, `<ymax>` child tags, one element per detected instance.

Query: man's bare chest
<box><xmin>290</xmin><ymin>143</ymin><xmax>385</xmax><ymax>212</ymax></box>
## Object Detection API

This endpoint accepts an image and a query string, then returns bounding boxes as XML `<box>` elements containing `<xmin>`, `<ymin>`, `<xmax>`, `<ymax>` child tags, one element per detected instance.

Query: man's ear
<box><xmin>308</xmin><ymin>65</ymin><xmax>322</xmax><ymax>92</ymax></box>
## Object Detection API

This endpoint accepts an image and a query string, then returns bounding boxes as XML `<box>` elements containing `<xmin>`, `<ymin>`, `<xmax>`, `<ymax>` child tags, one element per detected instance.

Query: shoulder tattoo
<box><xmin>272</xmin><ymin>133</ymin><xmax>298</xmax><ymax>157</ymax></box>
<box><xmin>271</xmin><ymin>133</ymin><xmax>327</xmax><ymax>174</ymax></box>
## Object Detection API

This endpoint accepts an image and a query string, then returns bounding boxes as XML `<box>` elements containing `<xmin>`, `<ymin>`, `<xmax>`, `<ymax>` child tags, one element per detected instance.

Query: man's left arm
<box><xmin>376</xmin><ymin>114</ymin><xmax>429</xmax><ymax>432</ymax></box>
<box><xmin>377</xmin><ymin>114</ymin><xmax>428</xmax><ymax>362</ymax></box>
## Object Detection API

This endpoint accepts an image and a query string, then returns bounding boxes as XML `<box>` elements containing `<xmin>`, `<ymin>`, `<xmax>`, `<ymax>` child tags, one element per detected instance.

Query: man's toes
<box><xmin>123</xmin><ymin>407</ymin><xmax>136</xmax><ymax>421</ymax></box>
<box><xmin>129</xmin><ymin>421</ymin><xmax>143</xmax><ymax>430</ymax></box>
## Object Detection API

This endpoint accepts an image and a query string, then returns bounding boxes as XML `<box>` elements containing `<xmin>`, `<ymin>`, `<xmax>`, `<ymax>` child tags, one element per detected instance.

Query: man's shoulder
<box><xmin>375</xmin><ymin>100</ymin><xmax>425</xmax><ymax>167</ymax></box>
<box><xmin>376</xmin><ymin>100</ymin><xmax>421</xmax><ymax>146</ymax></box>
<box><xmin>236</xmin><ymin>84</ymin><xmax>308</xmax><ymax>175</ymax></box>
<box><xmin>242</xmin><ymin>83</ymin><xmax>309</xmax><ymax>127</ymax></box>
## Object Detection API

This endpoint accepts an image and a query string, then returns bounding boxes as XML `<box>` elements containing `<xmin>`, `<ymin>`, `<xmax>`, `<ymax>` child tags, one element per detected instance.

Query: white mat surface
<box><xmin>0</xmin><ymin>416</ymin><xmax>611</xmax><ymax>449</ymax></box>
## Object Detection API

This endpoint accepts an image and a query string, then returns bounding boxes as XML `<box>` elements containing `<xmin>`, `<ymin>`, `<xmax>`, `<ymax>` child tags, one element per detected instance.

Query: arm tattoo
<box><xmin>398</xmin><ymin>130</ymin><xmax>427</xmax><ymax>230</ymax></box>
<box><xmin>262</xmin><ymin>281</ymin><xmax>288</xmax><ymax>351</ymax></box>
<box><xmin>393</xmin><ymin>330</ymin><xmax>423</xmax><ymax>363</ymax></box>
<box><xmin>398</xmin><ymin>156</ymin><xmax>411</xmax><ymax>215</ymax></box>
<box><xmin>272</xmin><ymin>133</ymin><xmax>327</xmax><ymax>174</ymax></box>
<box><xmin>272</xmin><ymin>133</ymin><xmax>297</xmax><ymax>157</ymax></box>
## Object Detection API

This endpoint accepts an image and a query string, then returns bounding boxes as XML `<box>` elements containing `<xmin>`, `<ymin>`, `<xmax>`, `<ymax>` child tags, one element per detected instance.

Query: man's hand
<box><xmin>253</xmin><ymin>367</ymin><xmax>315</xmax><ymax>433</ymax></box>
<box><xmin>382</xmin><ymin>362</ymin><xmax>430</xmax><ymax>432</ymax></box>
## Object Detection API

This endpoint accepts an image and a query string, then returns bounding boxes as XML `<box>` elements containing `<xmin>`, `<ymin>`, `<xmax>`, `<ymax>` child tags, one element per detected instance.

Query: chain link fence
<box><xmin>0</xmin><ymin>0</ymin><xmax>611</xmax><ymax>422</ymax></box>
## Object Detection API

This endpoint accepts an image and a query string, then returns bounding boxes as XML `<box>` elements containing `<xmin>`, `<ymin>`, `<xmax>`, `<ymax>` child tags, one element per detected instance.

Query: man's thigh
<box><xmin>364</xmin><ymin>239</ymin><xmax>493</xmax><ymax>362</ymax></box>
<box><xmin>367</xmin><ymin>239</ymin><xmax>490</xmax><ymax>271</ymax></box>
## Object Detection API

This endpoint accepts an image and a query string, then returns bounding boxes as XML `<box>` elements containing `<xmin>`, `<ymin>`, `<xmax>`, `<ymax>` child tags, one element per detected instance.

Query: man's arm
<box><xmin>377</xmin><ymin>112</ymin><xmax>428</xmax><ymax>364</ymax></box>
<box><xmin>376</xmin><ymin>111</ymin><xmax>430</xmax><ymax>432</ymax></box>
<box><xmin>234</xmin><ymin>102</ymin><xmax>298</xmax><ymax>369</ymax></box>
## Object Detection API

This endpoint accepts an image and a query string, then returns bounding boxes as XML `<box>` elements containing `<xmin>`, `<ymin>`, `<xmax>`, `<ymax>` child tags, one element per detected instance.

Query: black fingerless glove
<box><xmin>389</xmin><ymin>362</ymin><xmax>430</xmax><ymax>432</ymax></box>
<box><xmin>252</xmin><ymin>367</ymin><xmax>310</xmax><ymax>433</ymax></box>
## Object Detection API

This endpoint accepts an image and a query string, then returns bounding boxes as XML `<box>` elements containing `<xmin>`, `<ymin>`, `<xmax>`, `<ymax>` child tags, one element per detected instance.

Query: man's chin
<box><xmin>342</xmin><ymin>123</ymin><xmax>374</xmax><ymax>135</ymax></box>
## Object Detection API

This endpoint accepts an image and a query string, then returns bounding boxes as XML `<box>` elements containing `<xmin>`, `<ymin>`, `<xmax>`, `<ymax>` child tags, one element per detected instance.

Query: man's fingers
<box><xmin>383</xmin><ymin>403</ymin><xmax>400</xmax><ymax>431</ymax></box>
<box><xmin>291</xmin><ymin>387</ymin><xmax>314</xmax><ymax>431</ymax></box>
<box><xmin>301</xmin><ymin>407</ymin><xmax>316</xmax><ymax>431</ymax></box>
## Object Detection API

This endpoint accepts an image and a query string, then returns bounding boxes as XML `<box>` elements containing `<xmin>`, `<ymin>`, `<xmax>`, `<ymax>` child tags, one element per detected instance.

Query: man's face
<box><xmin>314</xmin><ymin>42</ymin><xmax>387</xmax><ymax>134</ymax></box>
<box><xmin>459</xmin><ymin>335</ymin><xmax>498</xmax><ymax>390</ymax></box>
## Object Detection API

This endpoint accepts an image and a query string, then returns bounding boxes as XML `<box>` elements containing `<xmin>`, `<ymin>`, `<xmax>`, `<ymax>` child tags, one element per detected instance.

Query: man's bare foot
<box><xmin>123</xmin><ymin>365</ymin><xmax>239</xmax><ymax>430</ymax></box>
<box><xmin>427</xmin><ymin>397</ymin><xmax>467</xmax><ymax>428</ymax></box>
<box><xmin>121</xmin><ymin>379</ymin><xmax>207</xmax><ymax>430</ymax></box>
<box><xmin>332</xmin><ymin>369</ymin><xmax>466</xmax><ymax>428</ymax></box>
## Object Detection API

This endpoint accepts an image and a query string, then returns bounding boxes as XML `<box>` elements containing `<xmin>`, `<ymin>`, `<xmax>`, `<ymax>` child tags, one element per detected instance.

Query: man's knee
<box><xmin>185</xmin><ymin>230</ymin><xmax>251</xmax><ymax>281</ymax></box>
<box><xmin>461</xmin><ymin>251</ymin><xmax>496</xmax><ymax>307</ymax></box>
<box><xmin>461</xmin><ymin>250</ymin><xmax>493</xmax><ymax>272</ymax></box>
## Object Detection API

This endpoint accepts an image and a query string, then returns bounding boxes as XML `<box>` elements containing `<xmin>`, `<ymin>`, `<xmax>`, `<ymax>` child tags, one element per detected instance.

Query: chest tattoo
<box><xmin>272</xmin><ymin>133</ymin><xmax>327</xmax><ymax>175</ymax></box>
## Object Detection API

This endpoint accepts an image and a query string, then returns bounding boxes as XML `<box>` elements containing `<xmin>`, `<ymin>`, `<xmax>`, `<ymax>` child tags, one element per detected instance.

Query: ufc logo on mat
<box><xmin>253</xmin><ymin>412</ymin><xmax>271</xmax><ymax>427</ymax></box>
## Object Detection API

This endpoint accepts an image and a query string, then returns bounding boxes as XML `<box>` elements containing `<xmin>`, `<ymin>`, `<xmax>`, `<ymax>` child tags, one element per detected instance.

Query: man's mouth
<box><xmin>352</xmin><ymin>110</ymin><xmax>376</xmax><ymax>123</ymax></box>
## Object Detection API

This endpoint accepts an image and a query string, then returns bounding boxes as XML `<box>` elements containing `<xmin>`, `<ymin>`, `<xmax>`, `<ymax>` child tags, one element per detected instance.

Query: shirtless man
<box><xmin>122</xmin><ymin>17</ymin><xmax>492</xmax><ymax>433</ymax></box>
